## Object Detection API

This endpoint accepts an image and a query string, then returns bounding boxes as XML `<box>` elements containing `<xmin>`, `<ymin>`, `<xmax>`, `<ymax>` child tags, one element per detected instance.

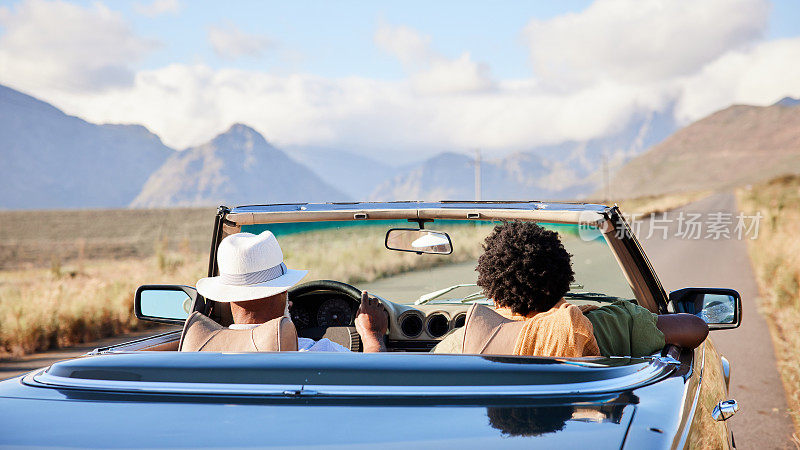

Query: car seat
<box><xmin>179</xmin><ymin>311</ymin><xmax>299</xmax><ymax>352</ymax></box>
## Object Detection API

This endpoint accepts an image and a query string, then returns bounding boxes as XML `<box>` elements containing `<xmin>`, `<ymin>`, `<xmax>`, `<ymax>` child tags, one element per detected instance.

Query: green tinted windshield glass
<box><xmin>241</xmin><ymin>220</ymin><xmax>634</xmax><ymax>305</ymax></box>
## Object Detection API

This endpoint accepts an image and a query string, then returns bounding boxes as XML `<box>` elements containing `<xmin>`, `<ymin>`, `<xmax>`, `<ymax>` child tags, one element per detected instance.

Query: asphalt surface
<box><xmin>636</xmin><ymin>192</ymin><xmax>795</xmax><ymax>448</ymax></box>
<box><xmin>360</xmin><ymin>261</ymin><xmax>478</xmax><ymax>304</ymax></box>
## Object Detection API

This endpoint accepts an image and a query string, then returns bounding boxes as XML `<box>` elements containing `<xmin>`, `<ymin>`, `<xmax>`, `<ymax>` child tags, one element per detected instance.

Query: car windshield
<box><xmin>241</xmin><ymin>220</ymin><xmax>634</xmax><ymax>305</ymax></box>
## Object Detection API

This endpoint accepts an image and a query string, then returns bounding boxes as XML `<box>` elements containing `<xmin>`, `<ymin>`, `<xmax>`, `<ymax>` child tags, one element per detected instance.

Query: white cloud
<box><xmin>410</xmin><ymin>53</ymin><xmax>494</xmax><ymax>94</ymax></box>
<box><xmin>374</xmin><ymin>22</ymin><xmax>434</xmax><ymax>67</ymax></box>
<box><xmin>2</xmin><ymin>0</ymin><xmax>799</xmax><ymax>165</ymax></box>
<box><xmin>208</xmin><ymin>22</ymin><xmax>273</xmax><ymax>60</ymax></box>
<box><xmin>48</xmin><ymin>25</ymin><xmax>800</xmax><ymax>161</ymax></box>
<box><xmin>0</xmin><ymin>0</ymin><xmax>154</xmax><ymax>93</ymax></box>
<box><xmin>677</xmin><ymin>37</ymin><xmax>800</xmax><ymax>121</ymax></box>
<box><xmin>22</xmin><ymin>37</ymin><xmax>800</xmax><ymax>163</ymax></box>
<box><xmin>38</xmin><ymin>63</ymin><xmax>656</xmax><ymax>158</ymax></box>
<box><xmin>375</xmin><ymin>22</ymin><xmax>494</xmax><ymax>94</ymax></box>
<box><xmin>134</xmin><ymin>0</ymin><xmax>182</xmax><ymax>18</ymax></box>
<box><xmin>523</xmin><ymin>0</ymin><xmax>769</xmax><ymax>88</ymax></box>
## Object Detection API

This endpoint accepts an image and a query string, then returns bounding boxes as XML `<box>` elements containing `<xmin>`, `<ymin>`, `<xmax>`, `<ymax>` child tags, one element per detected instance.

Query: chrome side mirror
<box><xmin>712</xmin><ymin>399</ymin><xmax>739</xmax><ymax>421</ymax></box>
<box><xmin>669</xmin><ymin>288</ymin><xmax>741</xmax><ymax>330</ymax></box>
<box><xmin>385</xmin><ymin>228</ymin><xmax>453</xmax><ymax>255</ymax></box>
<box><xmin>134</xmin><ymin>285</ymin><xmax>200</xmax><ymax>324</ymax></box>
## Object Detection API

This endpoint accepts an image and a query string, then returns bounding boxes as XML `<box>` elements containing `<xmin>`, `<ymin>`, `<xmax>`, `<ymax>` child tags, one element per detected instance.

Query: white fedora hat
<box><xmin>196</xmin><ymin>231</ymin><xmax>307</xmax><ymax>302</ymax></box>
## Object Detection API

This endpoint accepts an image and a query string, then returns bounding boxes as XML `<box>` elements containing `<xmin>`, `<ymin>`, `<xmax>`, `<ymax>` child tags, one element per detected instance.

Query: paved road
<box><xmin>637</xmin><ymin>192</ymin><xmax>794</xmax><ymax>448</ymax></box>
<box><xmin>360</xmin><ymin>261</ymin><xmax>478</xmax><ymax>304</ymax></box>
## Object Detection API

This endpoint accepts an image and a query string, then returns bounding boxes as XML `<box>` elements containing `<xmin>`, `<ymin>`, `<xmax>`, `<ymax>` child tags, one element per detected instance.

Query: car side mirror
<box><xmin>669</xmin><ymin>288</ymin><xmax>741</xmax><ymax>330</ymax></box>
<box><xmin>385</xmin><ymin>228</ymin><xmax>453</xmax><ymax>255</ymax></box>
<box><xmin>134</xmin><ymin>285</ymin><xmax>201</xmax><ymax>324</ymax></box>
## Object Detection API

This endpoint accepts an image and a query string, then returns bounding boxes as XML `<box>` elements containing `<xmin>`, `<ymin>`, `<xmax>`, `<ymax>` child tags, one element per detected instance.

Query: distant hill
<box><xmin>608</xmin><ymin>103</ymin><xmax>800</xmax><ymax>198</ymax></box>
<box><xmin>370</xmin><ymin>152</ymin><xmax>474</xmax><ymax>201</ymax></box>
<box><xmin>370</xmin><ymin>151</ymin><xmax>591</xmax><ymax>201</ymax></box>
<box><xmin>0</xmin><ymin>84</ymin><xmax>172</xmax><ymax>209</ymax></box>
<box><xmin>775</xmin><ymin>97</ymin><xmax>800</xmax><ymax>107</ymax></box>
<box><xmin>287</xmin><ymin>147</ymin><xmax>395</xmax><ymax>200</ymax></box>
<box><xmin>131</xmin><ymin>124</ymin><xmax>349</xmax><ymax>207</ymax></box>
<box><xmin>371</xmin><ymin>107</ymin><xmax>677</xmax><ymax>201</ymax></box>
<box><xmin>528</xmin><ymin>106</ymin><xmax>678</xmax><ymax>181</ymax></box>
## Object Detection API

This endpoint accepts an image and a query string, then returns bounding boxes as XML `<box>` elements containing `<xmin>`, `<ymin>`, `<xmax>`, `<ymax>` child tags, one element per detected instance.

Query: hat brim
<box><xmin>196</xmin><ymin>269</ymin><xmax>308</xmax><ymax>302</ymax></box>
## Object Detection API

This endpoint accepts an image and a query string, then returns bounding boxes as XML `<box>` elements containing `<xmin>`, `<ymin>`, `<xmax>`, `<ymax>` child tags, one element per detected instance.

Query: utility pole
<box><xmin>474</xmin><ymin>148</ymin><xmax>481</xmax><ymax>201</ymax></box>
<box><xmin>602</xmin><ymin>152</ymin><xmax>609</xmax><ymax>203</ymax></box>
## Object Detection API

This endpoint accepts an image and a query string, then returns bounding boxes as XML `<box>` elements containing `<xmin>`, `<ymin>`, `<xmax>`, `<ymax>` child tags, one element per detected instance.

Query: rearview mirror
<box><xmin>669</xmin><ymin>288</ymin><xmax>741</xmax><ymax>330</ymax></box>
<box><xmin>134</xmin><ymin>285</ymin><xmax>200</xmax><ymax>324</ymax></box>
<box><xmin>385</xmin><ymin>228</ymin><xmax>453</xmax><ymax>255</ymax></box>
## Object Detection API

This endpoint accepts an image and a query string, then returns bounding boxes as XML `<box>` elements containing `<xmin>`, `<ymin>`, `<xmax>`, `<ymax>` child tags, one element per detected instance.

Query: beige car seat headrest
<box><xmin>179</xmin><ymin>311</ymin><xmax>299</xmax><ymax>352</ymax></box>
<box><xmin>462</xmin><ymin>304</ymin><xmax>525</xmax><ymax>355</ymax></box>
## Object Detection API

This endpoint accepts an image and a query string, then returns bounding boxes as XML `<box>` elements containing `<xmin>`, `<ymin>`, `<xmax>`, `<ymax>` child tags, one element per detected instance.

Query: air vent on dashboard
<box><xmin>452</xmin><ymin>313</ymin><xmax>466</xmax><ymax>329</ymax></box>
<box><xmin>426</xmin><ymin>313</ymin><xmax>450</xmax><ymax>338</ymax></box>
<box><xmin>400</xmin><ymin>314</ymin><xmax>423</xmax><ymax>338</ymax></box>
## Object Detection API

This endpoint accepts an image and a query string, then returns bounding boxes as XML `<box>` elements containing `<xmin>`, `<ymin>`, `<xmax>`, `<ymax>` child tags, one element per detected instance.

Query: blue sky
<box><xmin>1</xmin><ymin>0</ymin><xmax>799</xmax><ymax>161</ymax></box>
<box><xmin>121</xmin><ymin>1</ymin><xmax>594</xmax><ymax>78</ymax></box>
<box><xmin>81</xmin><ymin>0</ymin><xmax>800</xmax><ymax>78</ymax></box>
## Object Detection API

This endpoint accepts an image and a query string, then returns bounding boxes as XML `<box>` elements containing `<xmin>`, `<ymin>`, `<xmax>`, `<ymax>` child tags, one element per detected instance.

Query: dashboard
<box><xmin>288</xmin><ymin>287</ymin><xmax>469</xmax><ymax>352</ymax></box>
<box><xmin>289</xmin><ymin>290</ymin><xmax>359</xmax><ymax>332</ymax></box>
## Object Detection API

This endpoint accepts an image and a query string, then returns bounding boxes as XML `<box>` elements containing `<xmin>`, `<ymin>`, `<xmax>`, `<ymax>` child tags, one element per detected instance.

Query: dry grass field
<box><xmin>611</xmin><ymin>190</ymin><xmax>712</xmax><ymax>218</ymax></box>
<box><xmin>0</xmin><ymin>207</ymin><xmax>217</xmax><ymax>270</ymax></box>
<box><xmin>0</xmin><ymin>208</ymin><xmax>491</xmax><ymax>357</ymax></box>
<box><xmin>736</xmin><ymin>175</ymin><xmax>800</xmax><ymax>430</ymax></box>
<box><xmin>0</xmin><ymin>207</ymin><xmax>217</xmax><ymax>356</ymax></box>
<box><xmin>0</xmin><ymin>256</ymin><xmax>206</xmax><ymax>356</ymax></box>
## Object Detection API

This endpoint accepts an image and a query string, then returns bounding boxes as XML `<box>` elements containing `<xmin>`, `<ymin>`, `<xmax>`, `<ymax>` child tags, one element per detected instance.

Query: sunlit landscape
<box><xmin>2</xmin><ymin>0</ymin><xmax>800</xmax><ymax>445</ymax></box>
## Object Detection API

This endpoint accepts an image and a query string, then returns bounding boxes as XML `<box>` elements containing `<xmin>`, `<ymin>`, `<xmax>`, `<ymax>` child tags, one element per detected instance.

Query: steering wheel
<box><xmin>288</xmin><ymin>279</ymin><xmax>362</xmax><ymax>301</ymax></box>
<box><xmin>287</xmin><ymin>280</ymin><xmax>363</xmax><ymax>351</ymax></box>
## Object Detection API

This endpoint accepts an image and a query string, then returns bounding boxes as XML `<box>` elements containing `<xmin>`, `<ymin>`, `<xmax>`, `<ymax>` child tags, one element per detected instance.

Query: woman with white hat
<box><xmin>193</xmin><ymin>231</ymin><xmax>388</xmax><ymax>352</ymax></box>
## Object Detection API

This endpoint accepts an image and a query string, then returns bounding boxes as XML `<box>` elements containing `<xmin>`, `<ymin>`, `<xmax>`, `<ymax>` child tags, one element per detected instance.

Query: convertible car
<box><xmin>0</xmin><ymin>201</ymin><xmax>741</xmax><ymax>448</ymax></box>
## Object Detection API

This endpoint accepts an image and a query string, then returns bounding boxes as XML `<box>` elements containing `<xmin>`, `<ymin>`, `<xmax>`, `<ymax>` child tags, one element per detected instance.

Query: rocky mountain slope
<box><xmin>131</xmin><ymin>124</ymin><xmax>348</xmax><ymax>207</ymax></box>
<box><xmin>0</xmin><ymin>84</ymin><xmax>172</xmax><ymax>209</ymax></box>
<box><xmin>608</xmin><ymin>98</ymin><xmax>800</xmax><ymax>198</ymax></box>
<box><xmin>287</xmin><ymin>147</ymin><xmax>394</xmax><ymax>200</ymax></box>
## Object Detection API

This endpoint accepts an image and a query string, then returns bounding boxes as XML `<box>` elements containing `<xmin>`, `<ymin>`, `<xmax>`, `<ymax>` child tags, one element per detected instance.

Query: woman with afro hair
<box><xmin>476</xmin><ymin>220</ymin><xmax>576</xmax><ymax>317</ymax></box>
<box><xmin>432</xmin><ymin>221</ymin><xmax>709</xmax><ymax>357</ymax></box>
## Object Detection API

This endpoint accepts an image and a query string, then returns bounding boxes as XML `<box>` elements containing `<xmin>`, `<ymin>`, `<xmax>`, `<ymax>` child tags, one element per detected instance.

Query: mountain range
<box><xmin>0</xmin><ymin>84</ymin><xmax>172</xmax><ymax>209</ymax></box>
<box><xmin>607</xmin><ymin>98</ymin><xmax>800</xmax><ymax>198</ymax></box>
<box><xmin>371</xmin><ymin>106</ymin><xmax>677</xmax><ymax>201</ymax></box>
<box><xmin>285</xmin><ymin>146</ymin><xmax>395</xmax><ymax>200</ymax></box>
<box><xmin>369</xmin><ymin>151</ymin><xmax>587</xmax><ymax>201</ymax></box>
<box><xmin>131</xmin><ymin>124</ymin><xmax>348</xmax><ymax>207</ymax></box>
<box><xmin>4</xmin><ymin>82</ymin><xmax>800</xmax><ymax>209</ymax></box>
<box><xmin>0</xmin><ymin>84</ymin><xmax>349</xmax><ymax>209</ymax></box>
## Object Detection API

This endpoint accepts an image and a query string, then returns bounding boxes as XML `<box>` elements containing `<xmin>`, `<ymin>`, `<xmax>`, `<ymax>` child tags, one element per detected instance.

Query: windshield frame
<box><xmin>208</xmin><ymin>201</ymin><xmax>667</xmax><ymax>313</ymax></box>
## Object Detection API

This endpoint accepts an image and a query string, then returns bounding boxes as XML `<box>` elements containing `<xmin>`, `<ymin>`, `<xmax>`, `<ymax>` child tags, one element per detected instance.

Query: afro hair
<box><xmin>487</xmin><ymin>406</ymin><xmax>573</xmax><ymax>437</ymax></box>
<box><xmin>476</xmin><ymin>221</ymin><xmax>574</xmax><ymax>316</ymax></box>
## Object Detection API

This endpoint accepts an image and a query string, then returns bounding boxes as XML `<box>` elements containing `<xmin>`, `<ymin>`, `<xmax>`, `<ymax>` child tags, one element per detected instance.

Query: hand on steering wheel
<box><xmin>355</xmin><ymin>291</ymin><xmax>388</xmax><ymax>352</ymax></box>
